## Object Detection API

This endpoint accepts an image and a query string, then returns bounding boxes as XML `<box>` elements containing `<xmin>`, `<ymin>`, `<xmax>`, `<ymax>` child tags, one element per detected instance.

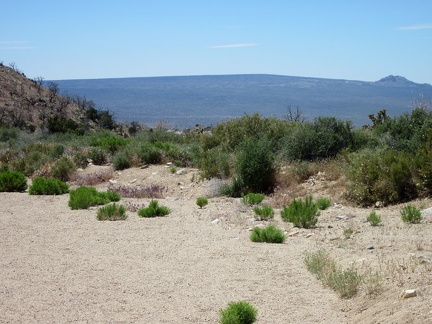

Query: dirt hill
<box><xmin>0</xmin><ymin>63</ymin><xmax>86</xmax><ymax>132</ymax></box>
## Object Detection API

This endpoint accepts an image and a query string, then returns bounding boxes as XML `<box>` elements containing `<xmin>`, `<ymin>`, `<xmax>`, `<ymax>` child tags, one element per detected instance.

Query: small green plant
<box><xmin>401</xmin><ymin>205</ymin><xmax>422</xmax><ymax>224</ymax></box>
<box><xmin>343</xmin><ymin>224</ymin><xmax>355</xmax><ymax>239</ymax></box>
<box><xmin>68</xmin><ymin>186</ymin><xmax>120</xmax><ymax>210</ymax></box>
<box><xmin>280</xmin><ymin>195</ymin><xmax>319</xmax><ymax>228</ymax></box>
<box><xmin>97</xmin><ymin>203</ymin><xmax>127</xmax><ymax>221</ymax></box>
<box><xmin>304</xmin><ymin>249</ymin><xmax>337</xmax><ymax>281</ymax></box>
<box><xmin>219</xmin><ymin>301</ymin><xmax>258</xmax><ymax>324</ymax></box>
<box><xmin>29</xmin><ymin>177</ymin><xmax>69</xmax><ymax>195</ymax></box>
<box><xmin>253</xmin><ymin>205</ymin><xmax>274</xmax><ymax>220</ymax></box>
<box><xmin>138</xmin><ymin>199</ymin><xmax>170</xmax><ymax>217</ymax></box>
<box><xmin>170</xmin><ymin>166</ymin><xmax>177</xmax><ymax>174</ymax></box>
<box><xmin>196</xmin><ymin>197</ymin><xmax>208</xmax><ymax>208</ymax></box>
<box><xmin>0</xmin><ymin>170</ymin><xmax>27</xmax><ymax>192</ymax></box>
<box><xmin>367</xmin><ymin>211</ymin><xmax>382</xmax><ymax>226</ymax></box>
<box><xmin>242</xmin><ymin>193</ymin><xmax>265</xmax><ymax>205</ymax></box>
<box><xmin>250</xmin><ymin>224</ymin><xmax>286</xmax><ymax>243</ymax></box>
<box><xmin>316</xmin><ymin>197</ymin><xmax>332</xmax><ymax>210</ymax></box>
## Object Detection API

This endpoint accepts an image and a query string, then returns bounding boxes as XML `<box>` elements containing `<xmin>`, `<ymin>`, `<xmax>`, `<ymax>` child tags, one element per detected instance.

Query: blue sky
<box><xmin>1</xmin><ymin>0</ymin><xmax>431</xmax><ymax>83</ymax></box>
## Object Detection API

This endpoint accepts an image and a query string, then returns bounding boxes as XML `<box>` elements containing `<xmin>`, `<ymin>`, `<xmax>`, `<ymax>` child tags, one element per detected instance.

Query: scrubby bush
<box><xmin>89</xmin><ymin>147</ymin><xmax>108</xmax><ymax>165</ymax></box>
<box><xmin>281</xmin><ymin>195</ymin><xmax>319</xmax><ymax>228</ymax></box>
<box><xmin>51</xmin><ymin>156</ymin><xmax>76</xmax><ymax>181</ymax></box>
<box><xmin>199</xmin><ymin>147</ymin><xmax>231</xmax><ymax>179</ymax></box>
<box><xmin>367</xmin><ymin>211</ymin><xmax>382</xmax><ymax>226</ymax></box>
<box><xmin>196</xmin><ymin>197</ymin><xmax>208</xmax><ymax>208</ymax></box>
<box><xmin>242</xmin><ymin>193</ymin><xmax>265</xmax><ymax>205</ymax></box>
<box><xmin>227</xmin><ymin>137</ymin><xmax>275</xmax><ymax>196</ymax></box>
<box><xmin>68</xmin><ymin>186</ymin><xmax>120</xmax><ymax>210</ymax></box>
<box><xmin>282</xmin><ymin>117</ymin><xmax>354</xmax><ymax>161</ymax></box>
<box><xmin>137</xmin><ymin>143</ymin><xmax>162</xmax><ymax>164</ymax></box>
<box><xmin>346</xmin><ymin>149</ymin><xmax>417</xmax><ymax>206</ymax></box>
<box><xmin>0</xmin><ymin>170</ymin><xmax>27</xmax><ymax>192</ymax></box>
<box><xmin>250</xmin><ymin>224</ymin><xmax>286</xmax><ymax>243</ymax></box>
<box><xmin>29</xmin><ymin>177</ymin><xmax>69</xmax><ymax>195</ymax></box>
<box><xmin>401</xmin><ymin>205</ymin><xmax>422</xmax><ymax>224</ymax></box>
<box><xmin>112</xmin><ymin>150</ymin><xmax>131</xmax><ymax>170</ymax></box>
<box><xmin>253</xmin><ymin>205</ymin><xmax>274</xmax><ymax>220</ymax></box>
<box><xmin>91</xmin><ymin>133</ymin><xmax>128</xmax><ymax>154</ymax></box>
<box><xmin>304</xmin><ymin>249</ymin><xmax>337</xmax><ymax>281</ymax></box>
<box><xmin>138</xmin><ymin>199</ymin><xmax>170</xmax><ymax>217</ymax></box>
<box><xmin>97</xmin><ymin>203</ymin><xmax>127</xmax><ymax>221</ymax></box>
<box><xmin>219</xmin><ymin>301</ymin><xmax>258</xmax><ymax>324</ymax></box>
<box><xmin>316</xmin><ymin>197</ymin><xmax>332</xmax><ymax>210</ymax></box>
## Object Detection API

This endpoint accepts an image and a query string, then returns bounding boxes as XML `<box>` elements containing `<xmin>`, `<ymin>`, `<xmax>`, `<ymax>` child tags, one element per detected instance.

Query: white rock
<box><xmin>211</xmin><ymin>218</ymin><xmax>221</xmax><ymax>224</ymax></box>
<box><xmin>109</xmin><ymin>179</ymin><xmax>117</xmax><ymax>184</ymax></box>
<box><xmin>421</xmin><ymin>207</ymin><xmax>432</xmax><ymax>217</ymax></box>
<box><xmin>130</xmin><ymin>179</ymin><xmax>137</xmax><ymax>184</ymax></box>
<box><xmin>400</xmin><ymin>289</ymin><xmax>417</xmax><ymax>300</ymax></box>
<box><xmin>176</xmin><ymin>169</ymin><xmax>186</xmax><ymax>175</ymax></box>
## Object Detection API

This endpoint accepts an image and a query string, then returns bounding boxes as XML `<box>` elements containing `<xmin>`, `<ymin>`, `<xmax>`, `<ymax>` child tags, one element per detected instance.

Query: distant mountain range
<box><xmin>53</xmin><ymin>74</ymin><xmax>432</xmax><ymax>129</ymax></box>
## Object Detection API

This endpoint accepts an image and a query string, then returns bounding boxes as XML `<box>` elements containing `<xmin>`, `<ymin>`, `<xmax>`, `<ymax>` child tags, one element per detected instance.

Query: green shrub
<box><xmin>138</xmin><ymin>143</ymin><xmax>162</xmax><ymax>164</ymax></box>
<box><xmin>219</xmin><ymin>301</ymin><xmax>258</xmax><ymax>324</ymax></box>
<box><xmin>52</xmin><ymin>156</ymin><xmax>76</xmax><ymax>181</ymax></box>
<box><xmin>97</xmin><ymin>203</ymin><xmax>127</xmax><ymax>221</ymax></box>
<box><xmin>250</xmin><ymin>224</ymin><xmax>286</xmax><ymax>243</ymax></box>
<box><xmin>29</xmin><ymin>177</ymin><xmax>69</xmax><ymax>195</ymax></box>
<box><xmin>346</xmin><ymin>149</ymin><xmax>417</xmax><ymax>206</ymax></box>
<box><xmin>196</xmin><ymin>197</ymin><xmax>208</xmax><ymax>208</ymax></box>
<box><xmin>316</xmin><ymin>197</ymin><xmax>332</xmax><ymax>210</ymax></box>
<box><xmin>231</xmin><ymin>137</ymin><xmax>275</xmax><ymax>195</ymax></box>
<box><xmin>253</xmin><ymin>205</ymin><xmax>274</xmax><ymax>220</ymax></box>
<box><xmin>91</xmin><ymin>134</ymin><xmax>128</xmax><ymax>154</ymax></box>
<box><xmin>112</xmin><ymin>151</ymin><xmax>131</xmax><ymax>170</ymax></box>
<box><xmin>326</xmin><ymin>268</ymin><xmax>363</xmax><ymax>299</ymax></box>
<box><xmin>0</xmin><ymin>170</ymin><xmax>27</xmax><ymax>192</ymax></box>
<box><xmin>367</xmin><ymin>211</ymin><xmax>382</xmax><ymax>226</ymax></box>
<box><xmin>401</xmin><ymin>205</ymin><xmax>422</xmax><ymax>224</ymax></box>
<box><xmin>242</xmin><ymin>193</ymin><xmax>265</xmax><ymax>205</ymax></box>
<box><xmin>281</xmin><ymin>195</ymin><xmax>319</xmax><ymax>228</ymax></box>
<box><xmin>68</xmin><ymin>186</ymin><xmax>120</xmax><ymax>210</ymax></box>
<box><xmin>138</xmin><ymin>199</ymin><xmax>170</xmax><ymax>217</ymax></box>
<box><xmin>199</xmin><ymin>147</ymin><xmax>231</xmax><ymax>179</ymax></box>
<box><xmin>89</xmin><ymin>147</ymin><xmax>108</xmax><ymax>165</ymax></box>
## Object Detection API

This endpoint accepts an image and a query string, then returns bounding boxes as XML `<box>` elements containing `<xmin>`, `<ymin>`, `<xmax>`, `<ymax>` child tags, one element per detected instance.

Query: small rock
<box><xmin>176</xmin><ymin>169</ymin><xmax>186</xmax><ymax>175</ymax></box>
<box><xmin>418</xmin><ymin>255</ymin><xmax>432</xmax><ymax>264</ymax></box>
<box><xmin>327</xmin><ymin>225</ymin><xmax>333</xmax><ymax>228</ymax></box>
<box><xmin>130</xmin><ymin>179</ymin><xmax>137</xmax><ymax>184</ymax></box>
<box><xmin>166</xmin><ymin>162</ymin><xmax>173</xmax><ymax>166</ymax></box>
<box><xmin>77</xmin><ymin>168</ymin><xmax>84</xmax><ymax>172</ymax></box>
<box><xmin>109</xmin><ymin>179</ymin><xmax>117</xmax><ymax>184</ymax></box>
<box><xmin>336</xmin><ymin>215</ymin><xmax>349</xmax><ymax>220</ymax></box>
<box><xmin>400</xmin><ymin>289</ymin><xmax>417</xmax><ymax>300</ymax></box>
<box><xmin>306</xmin><ymin>233</ymin><xmax>313</xmax><ymax>238</ymax></box>
<box><xmin>421</xmin><ymin>207</ymin><xmax>432</xmax><ymax>217</ymax></box>
<box><xmin>367</xmin><ymin>245</ymin><xmax>374</xmax><ymax>250</ymax></box>
<box><xmin>211</xmin><ymin>219</ymin><xmax>221</xmax><ymax>224</ymax></box>
<box><xmin>288</xmin><ymin>230</ymin><xmax>300</xmax><ymax>237</ymax></box>
<box><xmin>177</xmin><ymin>182</ymin><xmax>184</xmax><ymax>186</ymax></box>
<box><xmin>375</xmin><ymin>201</ymin><xmax>384</xmax><ymax>208</ymax></box>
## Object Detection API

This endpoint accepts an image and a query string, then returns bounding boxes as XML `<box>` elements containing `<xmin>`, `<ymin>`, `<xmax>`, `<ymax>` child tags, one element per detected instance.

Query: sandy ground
<box><xmin>1</xmin><ymin>164</ymin><xmax>432</xmax><ymax>323</ymax></box>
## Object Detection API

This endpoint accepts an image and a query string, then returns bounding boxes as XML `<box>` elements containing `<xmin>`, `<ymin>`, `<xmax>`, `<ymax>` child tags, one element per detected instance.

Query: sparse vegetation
<box><xmin>280</xmin><ymin>195</ymin><xmax>319</xmax><ymax>228</ymax></box>
<box><xmin>242</xmin><ymin>192</ymin><xmax>265</xmax><ymax>205</ymax></box>
<box><xmin>138</xmin><ymin>199</ymin><xmax>170</xmax><ymax>217</ymax></box>
<box><xmin>250</xmin><ymin>224</ymin><xmax>286</xmax><ymax>243</ymax></box>
<box><xmin>253</xmin><ymin>205</ymin><xmax>274</xmax><ymax>220</ymax></box>
<box><xmin>196</xmin><ymin>197</ymin><xmax>208</xmax><ymax>208</ymax></box>
<box><xmin>400</xmin><ymin>205</ymin><xmax>422</xmax><ymax>224</ymax></box>
<box><xmin>219</xmin><ymin>301</ymin><xmax>258</xmax><ymax>324</ymax></box>
<box><xmin>316</xmin><ymin>197</ymin><xmax>332</xmax><ymax>210</ymax></box>
<box><xmin>97</xmin><ymin>203</ymin><xmax>127</xmax><ymax>221</ymax></box>
<box><xmin>367</xmin><ymin>211</ymin><xmax>382</xmax><ymax>226</ymax></box>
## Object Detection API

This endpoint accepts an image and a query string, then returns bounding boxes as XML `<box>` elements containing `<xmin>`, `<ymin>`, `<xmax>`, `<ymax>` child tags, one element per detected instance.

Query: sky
<box><xmin>1</xmin><ymin>0</ymin><xmax>432</xmax><ymax>83</ymax></box>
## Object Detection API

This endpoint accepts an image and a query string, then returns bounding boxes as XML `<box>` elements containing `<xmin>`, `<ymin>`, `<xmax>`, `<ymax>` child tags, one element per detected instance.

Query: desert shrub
<box><xmin>281</xmin><ymin>195</ymin><xmax>319</xmax><ymax>228</ymax></box>
<box><xmin>68</xmin><ymin>186</ymin><xmax>120</xmax><ymax>210</ymax></box>
<box><xmin>220</xmin><ymin>177</ymin><xmax>244</xmax><ymax>197</ymax></box>
<box><xmin>316</xmin><ymin>197</ymin><xmax>331</xmax><ymax>210</ymax></box>
<box><xmin>138</xmin><ymin>199</ymin><xmax>170</xmax><ymax>217</ymax></box>
<box><xmin>196</xmin><ymin>197</ymin><xmax>208</xmax><ymax>208</ymax></box>
<box><xmin>293</xmin><ymin>161</ymin><xmax>315</xmax><ymax>182</ymax></box>
<box><xmin>71</xmin><ymin>169</ymin><xmax>114</xmax><ymax>186</ymax></box>
<box><xmin>367</xmin><ymin>211</ymin><xmax>382</xmax><ymax>226</ymax></box>
<box><xmin>250</xmin><ymin>224</ymin><xmax>286</xmax><ymax>243</ymax></box>
<box><xmin>199</xmin><ymin>147</ymin><xmax>231</xmax><ymax>179</ymax></box>
<box><xmin>108</xmin><ymin>183</ymin><xmax>165</xmax><ymax>198</ymax></box>
<box><xmin>414</xmin><ymin>136</ymin><xmax>432</xmax><ymax>195</ymax></box>
<box><xmin>304</xmin><ymin>249</ymin><xmax>362</xmax><ymax>299</ymax></box>
<box><xmin>242</xmin><ymin>193</ymin><xmax>265</xmax><ymax>205</ymax></box>
<box><xmin>97</xmin><ymin>203</ymin><xmax>127</xmax><ymax>221</ymax></box>
<box><xmin>89</xmin><ymin>147</ymin><xmax>108</xmax><ymax>165</ymax></box>
<box><xmin>253</xmin><ymin>205</ymin><xmax>274</xmax><ymax>220</ymax></box>
<box><xmin>346</xmin><ymin>149</ymin><xmax>417</xmax><ymax>206</ymax></box>
<box><xmin>219</xmin><ymin>301</ymin><xmax>258</xmax><ymax>324</ymax></box>
<box><xmin>0</xmin><ymin>127</ymin><xmax>19</xmax><ymax>142</ymax></box>
<box><xmin>47</xmin><ymin>116</ymin><xmax>81</xmax><ymax>134</ymax></box>
<box><xmin>91</xmin><ymin>133</ymin><xmax>128</xmax><ymax>154</ymax></box>
<box><xmin>210</xmin><ymin>113</ymin><xmax>289</xmax><ymax>152</ymax></box>
<box><xmin>137</xmin><ymin>143</ymin><xmax>162</xmax><ymax>164</ymax></box>
<box><xmin>326</xmin><ymin>268</ymin><xmax>363</xmax><ymax>299</ymax></box>
<box><xmin>51</xmin><ymin>156</ymin><xmax>76</xmax><ymax>181</ymax></box>
<box><xmin>0</xmin><ymin>170</ymin><xmax>27</xmax><ymax>192</ymax></box>
<box><xmin>232</xmin><ymin>137</ymin><xmax>275</xmax><ymax>195</ymax></box>
<box><xmin>29</xmin><ymin>177</ymin><xmax>69</xmax><ymax>195</ymax></box>
<box><xmin>282</xmin><ymin>117</ymin><xmax>354</xmax><ymax>161</ymax></box>
<box><xmin>112</xmin><ymin>150</ymin><xmax>131</xmax><ymax>170</ymax></box>
<box><xmin>400</xmin><ymin>205</ymin><xmax>422</xmax><ymax>224</ymax></box>
<box><xmin>304</xmin><ymin>249</ymin><xmax>337</xmax><ymax>281</ymax></box>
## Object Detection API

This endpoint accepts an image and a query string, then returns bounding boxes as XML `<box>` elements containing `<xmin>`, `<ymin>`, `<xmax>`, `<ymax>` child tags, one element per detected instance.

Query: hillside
<box><xmin>0</xmin><ymin>63</ymin><xmax>86</xmax><ymax>132</ymax></box>
<box><xmin>54</xmin><ymin>74</ymin><xmax>432</xmax><ymax>129</ymax></box>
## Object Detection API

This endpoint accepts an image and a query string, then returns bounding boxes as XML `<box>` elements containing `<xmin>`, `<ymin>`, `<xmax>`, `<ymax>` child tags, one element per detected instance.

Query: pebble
<box><xmin>367</xmin><ymin>245</ymin><xmax>374</xmax><ymax>250</ymax></box>
<box><xmin>211</xmin><ymin>218</ymin><xmax>221</xmax><ymax>224</ymax></box>
<box><xmin>400</xmin><ymin>289</ymin><xmax>417</xmax><ymax>300</ymax></box>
